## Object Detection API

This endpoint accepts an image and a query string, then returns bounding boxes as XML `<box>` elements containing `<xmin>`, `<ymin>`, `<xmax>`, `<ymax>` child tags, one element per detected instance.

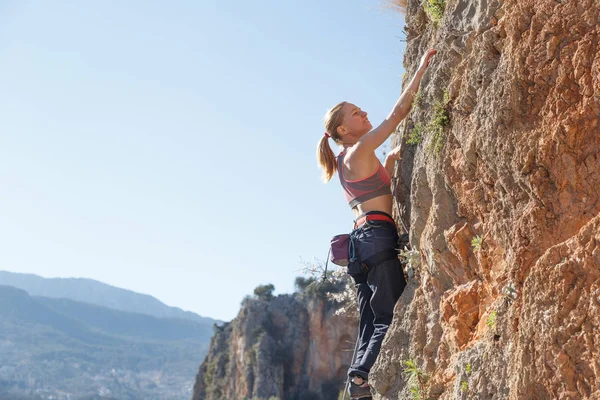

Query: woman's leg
<box><xmin>348</xmin><ymin>270</ymin><xmax>375</xmax><ymax>379</ymax></box>
<box><xmin>361</xmin><ymin>257</ymin><xmax>406</xmax><ymax>373</ymax></box>
<box><xmin>351</xmin><ymin>256</ymin><xmax>406</xmax><ymax>378</ymax></box>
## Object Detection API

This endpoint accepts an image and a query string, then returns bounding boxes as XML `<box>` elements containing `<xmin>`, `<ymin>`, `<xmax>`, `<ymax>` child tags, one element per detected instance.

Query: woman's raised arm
<box><xmin>353</xmin><ymin>48</ymin><xmax>437</xmax><ymax>155</ymax></box>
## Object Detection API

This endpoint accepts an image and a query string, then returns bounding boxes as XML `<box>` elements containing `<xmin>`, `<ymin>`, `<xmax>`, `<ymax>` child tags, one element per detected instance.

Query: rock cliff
<box><xmin>192</xmin><ymin>289</ymin><xmax>356</xmax><ymax>400</ymax></box>
<box><xmin>192</xmin><ymin>1</ymin><xmax>599</xmax><ymax>398</ymax></box>
<box><xmin>374</xmin><ymin>0</ymin><xmax>600</xmax><ymax>399</ymax></box>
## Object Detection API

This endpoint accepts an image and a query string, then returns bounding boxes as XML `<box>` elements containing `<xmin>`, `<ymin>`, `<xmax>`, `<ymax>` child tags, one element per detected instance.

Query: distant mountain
<box><xmin>0</xmin><ymin>270</ymin><xmax>216</xmax><ymax>324</ymax></box>
<box><xmin>0</xmin><ymin>285</ymin><xmax>213</xmax><ymax>400</ymax></box>
<box><xmin>39</xmin><ymin>295</ymin><xmax>215</xmax><ymax>342</ymax></box>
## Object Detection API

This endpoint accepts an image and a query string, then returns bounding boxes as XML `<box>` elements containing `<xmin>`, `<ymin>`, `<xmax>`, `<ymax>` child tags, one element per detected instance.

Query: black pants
<box><xmin>347</xmin><ymin>213</ymin><xmax>407</xmax><ymax>380</ymax></box>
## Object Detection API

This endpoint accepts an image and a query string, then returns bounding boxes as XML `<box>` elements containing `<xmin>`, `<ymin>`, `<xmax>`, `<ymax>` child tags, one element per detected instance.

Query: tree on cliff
<box><xmin>253</xmin><ymin>284</ymin><xmax>275</xmax><ymax>301</ymax></box>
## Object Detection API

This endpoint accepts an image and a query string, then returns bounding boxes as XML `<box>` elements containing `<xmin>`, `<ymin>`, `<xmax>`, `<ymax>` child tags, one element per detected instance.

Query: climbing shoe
<box><xmin>348</xmin><ymin>380</ymin><xmax>372</xmax><ymax>399</ymax></box>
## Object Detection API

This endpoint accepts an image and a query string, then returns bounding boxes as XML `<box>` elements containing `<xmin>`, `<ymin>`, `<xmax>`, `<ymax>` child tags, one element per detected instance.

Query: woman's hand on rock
<box><xmin>387</xmin><ymin>145</ymin><xmax>402</xmax><ymax>161</ymax></box>
<box><xmin>418</xmin><ymin>48</ymin><xmax>437</xmax><ymax>72</ymax></box>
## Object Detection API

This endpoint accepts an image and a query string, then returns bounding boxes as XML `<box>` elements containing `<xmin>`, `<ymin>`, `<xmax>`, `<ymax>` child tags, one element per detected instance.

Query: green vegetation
<box><xmin>471</xmin><ymin>235</ymin><xmax>483</xmax><ymax>252</ymax></box>
<box><xmin>399</xmin><ymin>247</ymin><xmax>421</xmax><ymax>269</ymax></box>
<box><xmin>410</xmin><ymin>386</ymin><xmax>424</xmax><ymax>400</ymax></box>
<box><xmin>403</xmin><ymin>359</ymin><xmax>427</xmax><ymax>399</ymax></box>
<box><xmin>423</xmin><ymin>0</ymin><xmax>446</xmax><ymax>25</ymax></box>
<box><xmin>399</xmin><ymin>246</ymin><xmax>422</xmax><ymax>279</ymax></box>
<box><xmin>486</xmin><ymin>311</ymin><xmax>497</xmax><ymax>328</ymax></box>
<box><xmin>426</xmin><ymin>90</ymin><xmax>451</xmax><ymax>155</ymax></box>
<box><xmin>460</xmin><ymin>363</ymin><xmax>473</xmax><ymax>397</ymax></box>
<box><xmin>253</xmin><ymin>283</ymin><xmax>275</xmax><ymax>301</ymax></box>
<box><xmin>413</xmin><ymin>89</ymin><xmax>424</xmax><ymax>109</ymax></box>
<box><xmin>294</xmin><ymin>275</ymin><xmax>345</xmax><ymax>312</ymax></box>
<box><xmin>407</xmin><ymin>124</ymin><xmax>424</xmax><ymax>145</ymax></box>
<box><xmin>295</xmin><ymin>276</ymin><xmax>315</xmax><ymax>291</ymax></box>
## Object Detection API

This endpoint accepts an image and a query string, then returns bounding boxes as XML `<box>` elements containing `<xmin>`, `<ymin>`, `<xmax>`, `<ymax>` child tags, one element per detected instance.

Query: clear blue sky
<box><xmin>0</xmin><ymin>0</ymin><xmax>406</xmax><ymax>321</ymax></box>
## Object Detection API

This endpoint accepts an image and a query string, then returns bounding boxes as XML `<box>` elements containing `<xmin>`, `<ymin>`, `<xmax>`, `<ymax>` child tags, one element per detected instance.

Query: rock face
<box><xmin>191</xmin><ymin>293</ymin><xmax>356</xmax><ymax>400</ymax></box>
<box><xmin>373</xmin><ymin>0</ymin><xmax>600</xmax><ymax>399</ymax></box>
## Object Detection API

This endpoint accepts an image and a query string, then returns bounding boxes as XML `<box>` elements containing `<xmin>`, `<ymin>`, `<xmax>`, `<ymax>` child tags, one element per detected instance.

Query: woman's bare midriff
<box><xmin>353</xmin><ymin>194</ymin><xmax>393</xmax><ymax>218</ymax></box>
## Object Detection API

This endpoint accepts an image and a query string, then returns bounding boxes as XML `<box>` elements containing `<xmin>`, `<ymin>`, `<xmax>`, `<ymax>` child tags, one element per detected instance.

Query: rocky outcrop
<box><xmin>374</xmin><ymin>0</ymin><xmax>600</xmax><ymax>399</ymax></box>
<box><xmin>192</xmin><ymin>292</ymin><xmax>356</xmax><ymax>400</ymax></box>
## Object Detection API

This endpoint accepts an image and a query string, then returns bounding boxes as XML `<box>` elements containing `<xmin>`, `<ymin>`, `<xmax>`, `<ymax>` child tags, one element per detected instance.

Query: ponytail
<box><xmin>317</xmin><ymin>101</ymin><xmax>347</xmax><ymax>183</ymax></box>
<box><xmin>317</xmin><ymin>135</ymin><xmax>337</xmax><ymax>182</ymax></box>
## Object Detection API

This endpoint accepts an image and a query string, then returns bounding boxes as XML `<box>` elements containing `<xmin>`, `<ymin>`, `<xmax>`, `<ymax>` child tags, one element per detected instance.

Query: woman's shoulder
<box><xmin>344</xmin><ymin>145</ymin><xmax>377</xmax><ymax>163</ymax></box>
<box><xmin>343</xmin><ymin>147</ymin><xmax>378</xmax><ymax>173</ymax></box>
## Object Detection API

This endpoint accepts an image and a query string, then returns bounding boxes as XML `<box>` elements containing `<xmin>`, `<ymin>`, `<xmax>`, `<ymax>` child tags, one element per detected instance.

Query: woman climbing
<box><xmin>316</xmin><ymin>48</ymin><xmax>437</xmax><ymax>399</ymax></box>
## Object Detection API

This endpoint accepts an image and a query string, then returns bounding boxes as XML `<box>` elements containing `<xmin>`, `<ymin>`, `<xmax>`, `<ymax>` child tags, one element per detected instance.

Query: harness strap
<box><xmin>354</xmin><ymin>213</ymin><xmax>395</xmax><ymax>228</ymax></box>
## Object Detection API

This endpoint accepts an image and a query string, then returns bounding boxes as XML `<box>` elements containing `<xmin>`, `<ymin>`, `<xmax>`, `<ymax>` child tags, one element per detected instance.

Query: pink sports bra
<box><xmin>337</xmin><ymin>148</ymin><xmax>392</xmax><ymax>208</ymax></box>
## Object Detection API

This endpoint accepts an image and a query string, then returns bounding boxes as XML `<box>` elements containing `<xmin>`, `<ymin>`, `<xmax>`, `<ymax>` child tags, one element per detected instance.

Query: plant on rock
<box><xmin>471</xmin><ymin>235</ymin><xmax>483</xmax><ymax>252</ymax></box>
<box><xmin>253</xmin><ymin>284</ymin><xmax>275</xmax><ymax>301</ymax></box>
<box><xmin>403</xmin><ymin>359</ymin><xmax>427</xmax><ymax>399</ymax></box>
<box><xmin>407</xmin><ymin>123</ymin><xmax>424</xmax><ymax>145</ymax></box>
<box><xmin>486</xmin><ymin>311</ymin><xmax>497</xmax><ymax>329</ymax></box>
<box><xmin>422</xmin><ymin>0</ymin><xmax>446</xmax><ymax>25</ymax></box>
<box><xmin>426</xmin><ymin>90</ymin><xmax>451</xmax><ymax>155</ymax></box>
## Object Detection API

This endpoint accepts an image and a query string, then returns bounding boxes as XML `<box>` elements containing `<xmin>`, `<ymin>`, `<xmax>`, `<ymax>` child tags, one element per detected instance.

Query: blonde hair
<box><xmin>317</xmin><ymin>101</ymin><xmax>347</xmax><ymax>182</ymax></box>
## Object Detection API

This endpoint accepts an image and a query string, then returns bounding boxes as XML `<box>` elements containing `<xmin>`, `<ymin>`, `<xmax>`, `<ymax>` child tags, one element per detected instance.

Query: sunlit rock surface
<box><xmin>374</xmin><ymin>0</ymin><xmax>600</xmax><ymax>399</ymax></box>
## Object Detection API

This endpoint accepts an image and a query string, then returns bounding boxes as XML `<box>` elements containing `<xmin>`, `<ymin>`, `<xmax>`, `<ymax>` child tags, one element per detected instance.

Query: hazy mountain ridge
<box><xmin>0</xmin><ymin>270</ymin><xmax>215</xmax><ymax>324</ymax></box>
<box><xmin>38</xmin><ymin>296</ymin><xmax>211</xmax><ymax>341</ymax></box>
<box><xmin>0</xmin><ymin>281</ymin><xmax>214</xmax><ymax>400</ymax></box>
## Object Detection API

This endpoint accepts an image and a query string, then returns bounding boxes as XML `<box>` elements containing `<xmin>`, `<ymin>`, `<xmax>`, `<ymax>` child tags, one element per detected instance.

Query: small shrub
<box><xmin>253</xmin><ymin>284</ymin><xmax>275</xmax><ymax>301</ymax></box>
<box><xmin>461</xmin><ymin>381</ymin><xmax>469</xmax><ymax>392</ymax></box>
<box><xmin>410</xmin><ymin>385</ymin><xmax>424</xmax><ymax>400</ymax></box>
<box><xmin>301</xmin><ymin>259</ymin><xmax>357</xmax><ymax>318</ymax></box>
<box><xmin>471</xmin><ymin>235</ymin><xmax>483</xmax><ymax>252</ymax></box>
<box><xmin>486</xmin><ymin>311</ymin><xmax>497</xmax><ymax>328</ymax></box>
<box><xmin>413</xmin><ymin>90</ymin><xmax>424</xmax><ymax>109</ymax></box>
<box><xmin>399</xmin><ymin>246</ymin><xmax>421</xmax><ymax>278</ymax></box>
<box><xmin>295</xmin><ymin>273</ymin><xmax>344</xmax><ymax>304</ymax></box>
<box><xmin>406</xmin><ymin>124</ymin><xmax>424</xmax><ymax>145</ymax></box>
<box><xmin>403</xmin><ymin>359</ymin><xmax>427</xmax><ymax>399</ymax></box>
<box><xmin>399</xmin><ymin>247</ymin><xmax>421</xmax><ymax>268</ymax></box>
<box><xmin>423</xmin><ymin>0</ymin><xmax>446</xmax><ymax>25</ymax></box>
<box><xmin>426</xmin><ymin>90</ymin><xmax>450</xmax><ymax>155</ymax></box>
<box><xmin>294</xmin><ymin>276</ymin><xmax>315</xmax><ymax>292</ymax></box>
<box><xmin>465</xmin><ymin>363</ymin><xmax>472</xmax><ymax>375</ymax></box>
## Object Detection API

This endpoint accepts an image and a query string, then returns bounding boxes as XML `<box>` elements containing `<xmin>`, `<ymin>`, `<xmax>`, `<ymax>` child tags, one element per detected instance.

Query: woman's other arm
<box><xmin>384</xmin><ymin>145</ymin><xmax>401</xmax><ymax>177</ymax></box>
